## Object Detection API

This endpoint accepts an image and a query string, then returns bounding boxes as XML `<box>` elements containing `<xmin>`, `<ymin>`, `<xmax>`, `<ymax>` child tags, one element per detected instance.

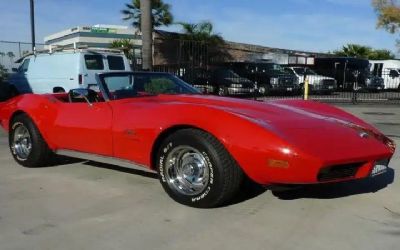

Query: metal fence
<box><xmin>153</xmin><ymin>40</ymin><xmax>400</xmax><ymax>104</ymax></box>
<box><xmin>0</xmin><ymin>40</ymin><xmax>45</xmax><ymax>72</ymax></box>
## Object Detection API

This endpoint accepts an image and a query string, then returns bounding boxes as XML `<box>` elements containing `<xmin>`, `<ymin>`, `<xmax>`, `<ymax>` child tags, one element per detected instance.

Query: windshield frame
<box><xmin>96</xmin><ymin>71</ymin><xmax>201</xmax><ymax>101</ymax></box>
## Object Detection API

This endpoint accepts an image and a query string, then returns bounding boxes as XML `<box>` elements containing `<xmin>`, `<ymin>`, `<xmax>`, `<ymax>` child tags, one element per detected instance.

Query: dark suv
<box><xmin>224</xmin><ymin>62</ymin><xmax>300</xmax><ymax>95</ymax></box>
<box><xmin>183</xmin><ymin>68</ymin><xmax>256</xmax><ymax>96</ymax></box>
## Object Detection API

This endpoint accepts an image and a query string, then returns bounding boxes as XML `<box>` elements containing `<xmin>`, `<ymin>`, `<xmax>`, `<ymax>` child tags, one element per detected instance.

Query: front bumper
<box><xmin>311</xmin><ymin>84</ymin><xmax>337</xmax><ymax>91</ymax></box>
<box><xmin>227</xmin><ymin>87</ymin><xmax>255</xmax><ymax>95</ymax></box>
<box><xmin>270</xmin><ymin>85</ymin><xmax>301</xmax><ymax>92</ymax></box>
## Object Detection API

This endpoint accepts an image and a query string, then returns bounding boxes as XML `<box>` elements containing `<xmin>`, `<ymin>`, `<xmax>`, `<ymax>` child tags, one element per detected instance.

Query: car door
<box><xmin>50</xmin><ymin>101</ymin><xmax>113</xmax><ymax>156</ymax></box>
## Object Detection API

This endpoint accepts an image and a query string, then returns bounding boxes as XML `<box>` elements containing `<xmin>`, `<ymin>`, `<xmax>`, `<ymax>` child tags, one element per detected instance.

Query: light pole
<box><xmin>30</xmin><ymin>0</ymin><xmax>36</xmax><ymax>51</ymax></box>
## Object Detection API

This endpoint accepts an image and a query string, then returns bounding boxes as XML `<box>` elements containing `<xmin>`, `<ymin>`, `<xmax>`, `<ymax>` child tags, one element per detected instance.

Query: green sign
<box><xmin>90</xmin><ymin>27</ymin><xmax>117</xmax><ymax>34</ymax></box>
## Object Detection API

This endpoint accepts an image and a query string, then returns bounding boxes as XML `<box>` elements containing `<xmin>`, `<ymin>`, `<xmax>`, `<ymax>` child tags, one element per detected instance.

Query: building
<box><xmin>44</xmin><ymin>24</ymin><xmax>142</xmax><ymax>55</ymax></box>
<box><xmin>44</xmin><ymin>24</ymin><xmax>327</xmax><ymax>67</ymax></box>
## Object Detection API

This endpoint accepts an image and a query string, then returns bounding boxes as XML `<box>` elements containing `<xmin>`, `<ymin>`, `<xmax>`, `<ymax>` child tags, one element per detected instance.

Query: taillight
<box><xmin>78</xmin><ymin>74</ymin><xmax>83</xmax><ymax>85</ymax></box>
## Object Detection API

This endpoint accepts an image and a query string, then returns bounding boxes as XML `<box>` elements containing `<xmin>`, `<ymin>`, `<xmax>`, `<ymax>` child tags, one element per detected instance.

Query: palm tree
<box><xmin>177</xmin><ymin>21</ymin><xmax>228</xmax><ymax>66</ymax></box>
<box><xmin>141</xmin><ymin>0</ymin><xmax>153</xmax><ymax>70</ymax></box>
<box><xmin>110</xmin><ymin>39</ymin><xmax>135</xmax><ymax>60</ymax></box>
<box><xmin>178</xmin><ymin>21</ymin><xmax>224</xmax><ymax>44</ymax></box>
<box><xmin>121</xmin><ymin>0</ymin><xmax>173</xmax><ymax>30</ymax></box>
<box><xmin>7</xmin><ymin>52</ymin><xmax>15</xmax><ymax>67</ymax></box>
<box><xmin>334</xmin><ymin>44</ymin><xmax>372</xmax><ymax>59</ymax></box>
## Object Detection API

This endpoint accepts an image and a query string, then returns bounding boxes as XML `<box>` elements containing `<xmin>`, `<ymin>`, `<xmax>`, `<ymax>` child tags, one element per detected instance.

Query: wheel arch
<box><xmin>150</xmin><ymin>124</ymin><xmax>210</xmax><ymax>170</ymax></box>
<box><xmin>8</xmin><ymin>110</ymin><xmax>28</xmax><ymax>129</ymax></box>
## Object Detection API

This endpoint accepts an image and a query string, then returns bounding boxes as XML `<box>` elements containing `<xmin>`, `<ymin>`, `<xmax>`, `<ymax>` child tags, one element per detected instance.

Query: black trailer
<box><xmin>312</xmin><ymin>57</ymin><xmax>384</xmax><ymax>91</ymax></box>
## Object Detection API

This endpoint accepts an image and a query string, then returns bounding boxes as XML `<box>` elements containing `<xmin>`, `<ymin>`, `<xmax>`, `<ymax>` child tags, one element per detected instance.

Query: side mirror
<box><xmin>12</xmin><ymin>68</ymin><xmax>18</xmax><ymax>72</ymax></box>
<box><xmin>68</xmin><ymin>88</ymin><xmax>97</xmax><ymax>105</ymax></box>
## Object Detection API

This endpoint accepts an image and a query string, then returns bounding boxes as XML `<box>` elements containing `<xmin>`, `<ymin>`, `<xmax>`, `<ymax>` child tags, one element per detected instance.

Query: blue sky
<box><xmin>0</xmin><ymin>0</ymin><xmax>397</xmax><ymax>54</ymax></box>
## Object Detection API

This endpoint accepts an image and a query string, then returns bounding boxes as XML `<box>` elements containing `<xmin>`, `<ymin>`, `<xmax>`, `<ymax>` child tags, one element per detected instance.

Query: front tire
<box><xmin>156</xmin><ymin>129</ymin><xmax>243</xmax><ymax>208</ymax></box>
<box><xmin>9</xmin><ymin>114</ymin><xmax>53</xmax><ymax>167</ymax></box>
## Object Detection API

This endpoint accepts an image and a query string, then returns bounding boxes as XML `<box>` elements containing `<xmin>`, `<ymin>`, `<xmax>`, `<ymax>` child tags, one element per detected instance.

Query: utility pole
<box><xmin>30</xmin><ymin>0</ymin><xmax>36</xmax><ymax>51</ymax></box>
<box><xmin>140</xmin><ymin>0</ymin><xmax>153</xmax><ymax>70</ymax></box>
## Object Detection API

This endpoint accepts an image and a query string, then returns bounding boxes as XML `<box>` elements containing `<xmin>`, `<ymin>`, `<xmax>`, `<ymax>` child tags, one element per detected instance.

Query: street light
<box><xmin>30</xmin><ymin>0</ymin><xmax>36</xmax><ymax>51</ymax></box>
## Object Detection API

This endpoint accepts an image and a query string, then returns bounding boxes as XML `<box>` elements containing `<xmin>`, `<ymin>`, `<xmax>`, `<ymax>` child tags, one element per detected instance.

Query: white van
<box><xmin>8</xmin><ymin>48</ymin><xmax>131</xmax><ymax>94</ymax></box>
<box><xmin>285</xmin><ymin>67</ymin><xmax>337</xmax><ymax>93</ymax></box>
<box><xmin>370</xmin><ymin>60</ymin><xmax>400</xmax><ymax>89</ymax></box>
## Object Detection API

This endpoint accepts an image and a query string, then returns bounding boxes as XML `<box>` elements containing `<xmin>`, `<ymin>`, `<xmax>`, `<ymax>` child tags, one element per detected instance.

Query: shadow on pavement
<box><xmin>224</xmin><ymin>178</ymin><xmax>269</xmax><ymax>207</ymax></box>
<box><xmin>272</xmin><ymin>168</ymin><xmax>395</xmax><ymax>200</ymax></box>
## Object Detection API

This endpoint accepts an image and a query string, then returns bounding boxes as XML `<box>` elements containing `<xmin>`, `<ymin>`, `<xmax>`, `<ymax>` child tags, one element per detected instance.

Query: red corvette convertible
<box><xmin>0</xmin><ymin>72</ymin><xmax>396</xmax><ymax>208</ymax></box>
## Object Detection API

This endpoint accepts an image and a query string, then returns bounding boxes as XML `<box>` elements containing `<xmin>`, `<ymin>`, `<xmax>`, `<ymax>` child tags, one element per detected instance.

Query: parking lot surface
<box><xmin>0</xmin><ymin>104</ymin><xmax>399</xmax><ymax>250</ymax></box>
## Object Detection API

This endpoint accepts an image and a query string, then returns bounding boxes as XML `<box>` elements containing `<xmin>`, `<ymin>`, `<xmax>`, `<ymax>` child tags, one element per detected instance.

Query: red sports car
<box><xmin>0</xmin><ymin>72</ymin><xmax>396</xmax><ymax>208</ymax></box>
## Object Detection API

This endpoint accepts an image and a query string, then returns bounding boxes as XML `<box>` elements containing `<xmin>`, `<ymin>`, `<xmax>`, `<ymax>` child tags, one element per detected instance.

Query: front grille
<box><xmin>317</xmin><ymin>162</ymin><xmax>364</xmax><ymax>182</ymax></box>
<box><xmin>321</xmin><ymin>79</ymin><xmax>336</xmax><ymax>86</ymax></box>
<box><xmin>279</xmin><ymin>77</ymin><xmax>295</xmax><ymax>86</ymax></box>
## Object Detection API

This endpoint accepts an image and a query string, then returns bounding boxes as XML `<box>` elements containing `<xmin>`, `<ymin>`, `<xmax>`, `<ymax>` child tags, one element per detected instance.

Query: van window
<box><xmin>107</xmin><ymin>56</ymin><xmax>125</xmax><ymax>70</ymax></box>
<box><xmin>84</xmin><ymin>55</ymin><xmax>104</xmax><ymax>70</ymax></box>
<box><xmin>18</xmin><ymin>59</ymin><xmax>30</xmax><ymax>73</ymax></box>
<box><xmin>389</xmin><ymin>69</ymin><xmax>399</xmax><ymax>78</ymax></box>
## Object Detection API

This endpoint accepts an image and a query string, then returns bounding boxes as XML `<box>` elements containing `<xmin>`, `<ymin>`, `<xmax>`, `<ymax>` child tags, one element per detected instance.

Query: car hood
<box><xmin>145</xmin><ymin>95</ymin><xmax>393</xmax><ymax>161</ymax></box>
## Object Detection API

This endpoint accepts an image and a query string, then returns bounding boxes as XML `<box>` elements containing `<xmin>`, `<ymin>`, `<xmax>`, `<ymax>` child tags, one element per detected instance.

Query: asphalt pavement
<box><xmin>0</xmin><ymin>104</ymin><xmax>399</xmax><ymax>250</ymax></box>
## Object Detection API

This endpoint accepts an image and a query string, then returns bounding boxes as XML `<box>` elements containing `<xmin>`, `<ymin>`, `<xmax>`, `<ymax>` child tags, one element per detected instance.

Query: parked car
<box><xmin>8</xmin><ymin>48</ymin><xmax>131</xmax><ymax>95</ymax></box>
<box><xmin>285</xmin><ymin>67</ymin><xmax>337</xmax><ymax>94</ymax></box>
<box><xmin>370</xmin><ymin>60</ymin><xmax>400</xmax><ymax>90</ymax></box>
<box><xmin>183</xmin><ymin>68</ymin><xmax>256</xmax><ymax>96</ymax></box>
<box><xmin>312</xmin><ymin>57</ymin><xmax>384</xmax><ymax>92</ymax></box>
<box><xmin>224</xmin><ymin>62</ymin><xmax>300</xmax><ymax>95</ymax></box>
<box><xmin>0</xmin><ymin>71</ymin><xmax>395</xmax><ymax>208</ymax></box>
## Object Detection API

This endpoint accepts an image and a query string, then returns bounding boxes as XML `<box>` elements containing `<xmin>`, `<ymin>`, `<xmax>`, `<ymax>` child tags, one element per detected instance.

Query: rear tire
<box><xmin>9</xmin><ymin>114</ymin><xmax>53</xmax><ymax>168</ymax></box>
<box><xmin>156</xmin><ymin>129</ymin><xmax>243</xmax><ymax>208</ymax></box>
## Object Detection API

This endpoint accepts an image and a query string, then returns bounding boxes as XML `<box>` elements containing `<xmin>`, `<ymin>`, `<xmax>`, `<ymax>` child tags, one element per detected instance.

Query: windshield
<box><xmin>259</xmin><ymin>64</ymin><xmax>287</xmax><ymax>74</ymax></box>
<box><xmin>293</xmin><ymin>68</ymin><xmax>317</xmax><ymax>75</ymax></box>
<box><xmin>218</xmin><ymin>69</ymin><xmax>241</xmax><ymax>78</ymax></box>
<box><xmin>100</xmin><ymin>73</ymin><xmax>201</xmax><ymax>100</ymax></box>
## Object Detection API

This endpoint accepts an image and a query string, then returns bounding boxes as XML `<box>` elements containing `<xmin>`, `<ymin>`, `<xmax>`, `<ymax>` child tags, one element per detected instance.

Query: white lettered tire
<box><xmin>157</xmin><ymin>129</ymin><xmax>243</xmax><ymax>208</ymax></box>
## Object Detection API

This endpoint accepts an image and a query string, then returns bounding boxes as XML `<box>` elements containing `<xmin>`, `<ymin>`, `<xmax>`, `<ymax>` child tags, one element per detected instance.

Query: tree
<box><xmin>373</xmin><ymin>0</ymin><xmax>400</xmax><ymax>33</ymax></box>
<box><xmin>175</xmin><ymin>21</ymin><xmax>230</xmax><ymax>66</ymax></box>
<box><xmin>110</xmin><ymin>39</ymin><xmax>135</xmax><ymax>61</ymax></box>
<box><xmin>7</xmin><ymin>52</ymin><xmax>15</xmax><ymax>66</ymax></box>
<box><xmin>121</xmin><ymin>0</ymin><xmax>173</xmax><ymax>30</ymax></box>
<box><xmin>333</xmin><ymin>44</ymin><xmax>395</xmax><ymax>59</ymax></box>
<box><xmin>369</xmin><ymin>49</ymin><xmax>396</xmax><ymax>59</ymax></box>
<box><xmin>178</xmin><ymin>21</ymin><xmax>224</xmax><ymax>44</ymax></box>
<box><xmin>334</xmin><ymin>44</ymin><xmax>372</xmax><ymax>59</ymax></box>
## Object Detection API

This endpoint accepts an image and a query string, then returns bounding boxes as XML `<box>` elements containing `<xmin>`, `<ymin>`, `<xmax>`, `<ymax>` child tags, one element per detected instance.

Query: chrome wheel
<box><xmin>165</xmin><ymin>146</ymin><xmax>210</xmax><ymax>196</ymax></box>
<box><xmin>11</xmin><ymin>124</ymin><xmax>32</xmax><ymax>160</ymax></box>
<box><xmin>259</xmin><ymin>86</ymin><xmax>266</xmax><ymax>95</ymax></box>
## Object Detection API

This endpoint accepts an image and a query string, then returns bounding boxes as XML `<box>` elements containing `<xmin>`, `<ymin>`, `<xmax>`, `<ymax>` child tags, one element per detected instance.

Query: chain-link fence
<box><xmin>153</xmin><ymin>40</ymin><xmax>400</xmax><ymax>104</ymax></box>
<box><xmin>0</xmin><ymin>40</ymin><xmax>45</xmax><ymax>72</ymax></box>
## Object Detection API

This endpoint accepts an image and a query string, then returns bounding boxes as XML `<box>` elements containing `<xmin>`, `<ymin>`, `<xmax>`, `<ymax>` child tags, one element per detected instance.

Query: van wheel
<box><xmin>9</xmin><ymin>114</ymin><xmax>53</xmax><ymax>167</ymax></box>
<box><xmin>53</xmin><ymin>87</ymin><xmax>66</xmax><ymax>93</ymax></box>
<box><xmin>218</xmin><ymin>87</ymin><xmax>228</xmax><ymax>96</ymax></box>
<box><xmin>258</xmin><ymin>85</ymin><xmax>269</xmax><ymax>96</ymax></box>
<box><xmin>157</xmin><ymin>129</ymin><xmax>243</xmax><ymax>208</ymax></box>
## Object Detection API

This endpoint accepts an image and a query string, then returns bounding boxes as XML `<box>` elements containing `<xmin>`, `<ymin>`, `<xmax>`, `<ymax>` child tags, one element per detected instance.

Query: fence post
<box><xmin>303</xmin><ymin>77</ymin><xmax>309</xmax><ymax>100</ymax></box>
